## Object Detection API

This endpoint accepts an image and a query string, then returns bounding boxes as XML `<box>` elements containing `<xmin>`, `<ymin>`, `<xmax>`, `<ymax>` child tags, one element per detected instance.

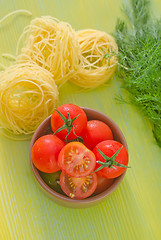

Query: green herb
<box><xmin>100</xmin><ymin>47</ymin><xmax>116</xmax><ymax>66</ymax></box>
<box><xmin>114</xmin><ymin>0</ymin><xmax>161</xmax><ymax>147</ymax></box>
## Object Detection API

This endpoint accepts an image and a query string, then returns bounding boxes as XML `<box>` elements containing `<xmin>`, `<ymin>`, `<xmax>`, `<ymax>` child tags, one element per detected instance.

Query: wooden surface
<box><xmin>0</xmin><ymin>0</ymin><xmax>161</xmax><ymax>239</ymax></box>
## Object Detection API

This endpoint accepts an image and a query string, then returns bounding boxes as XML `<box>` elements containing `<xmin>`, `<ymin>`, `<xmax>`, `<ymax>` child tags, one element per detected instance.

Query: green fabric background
<box><xmin>0</xmin><ymin>0</ymin><xmax>161</xmax><ymax>239</ymax></box>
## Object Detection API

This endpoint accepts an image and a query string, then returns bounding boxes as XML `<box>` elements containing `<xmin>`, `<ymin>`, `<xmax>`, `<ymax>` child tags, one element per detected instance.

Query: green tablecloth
<box><xmin>0</xmin><ymin>0</ymin><xmax>161</xmax><ymax>239</ymax></box>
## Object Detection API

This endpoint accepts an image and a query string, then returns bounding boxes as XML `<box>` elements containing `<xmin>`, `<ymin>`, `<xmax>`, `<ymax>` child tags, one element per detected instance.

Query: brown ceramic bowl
<box><xmin>29</xmin><ymin>107</ymin><xmax>128</xmax><ymax>208</ymax></box>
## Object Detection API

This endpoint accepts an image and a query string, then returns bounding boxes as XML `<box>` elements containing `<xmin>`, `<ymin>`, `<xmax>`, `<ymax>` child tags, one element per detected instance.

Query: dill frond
<box><xmin>114</xmin><ymin>0</ymin><xmax>161</xmax><ymax>147</ymax></box>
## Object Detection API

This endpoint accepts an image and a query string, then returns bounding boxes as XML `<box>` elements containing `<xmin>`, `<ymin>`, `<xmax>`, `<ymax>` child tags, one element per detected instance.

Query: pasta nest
<box><xmin>0</xmin><ymin>62</ymin><xmax>58</xmax><ymax>137</ymax></box>
<box><xmin>17</xmin><ymin>16</ymin><xmax>81</xmax><ymax>85</ymax></box>
<box><xmin>70</xmin><ymin>29</ymin><xmax>118</xmax><ymax>88</ymax></box>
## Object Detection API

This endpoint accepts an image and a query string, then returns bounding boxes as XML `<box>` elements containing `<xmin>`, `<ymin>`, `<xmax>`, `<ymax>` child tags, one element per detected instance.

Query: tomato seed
<box><xmin>85</xmin><ymin>158</ymin><xmax>90</xmax><ymax>164</ymax></box>
<box><xmin>65</xmin><ymin>156</ymin><xmax>72</xmax><ymax>164</ymax></box>
<box><xmin>86</xmin><ymin>179</ymin><xmax>90</xmax><ymax>184</ymax></box>
<box><xmin>82</xmin><ymin>183</ymin><xmax>89</xmax><ymax>192</ymax></box>
<box><xmin>67</xmin><ymin>176</ymin><xmax>76</xmax><ymax>191</ymax></box>
<box><xmin>87</xmin><ymin>175</ymin><xmax>92</xmax><ymax>179</ymax></box>
<box><xmin>75</xmin><ymin>149</ymin><xmax>79</xmax><ymax>154</ymax></box>
<box><xmin>69</xmin><ymin>193</ymin><xmax>75</xmax><ymax>198</ymax></box>
<box><xmin>69</xmin><ymin>182</ymin><xmax>76</xmax><ymax>191</ymax></box>
<box><xmin>74</xmin><ymin>165</ymin><xmax>79</xmax><ymax>171</ymax></box>
<box><xmin>66</xmin><ymin>160</ymin><xmax>72</xmax><ymax>164</ymax></box>
<box><xmin>83</xmin><ymin>163</ymin><xmax>88</xmax><ymax>169</ymax></box>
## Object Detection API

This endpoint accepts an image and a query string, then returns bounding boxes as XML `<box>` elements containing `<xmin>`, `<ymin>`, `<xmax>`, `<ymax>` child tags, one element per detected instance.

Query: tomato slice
<box><xmin>58</xmin><ymin>142</ymin><xmax>96</xmax><ymax>177</ymax></box>
<box><xmin>60</xmin><ymin>171</ymin><xmax>97</xmax><ymax>199</ymax></box>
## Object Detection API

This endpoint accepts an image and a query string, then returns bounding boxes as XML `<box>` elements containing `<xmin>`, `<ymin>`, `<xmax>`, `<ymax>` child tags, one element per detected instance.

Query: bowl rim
<box><xmin>29</xmin><ymin>107</ymin><xmax>128</xmax><ymax>204</ymax></box>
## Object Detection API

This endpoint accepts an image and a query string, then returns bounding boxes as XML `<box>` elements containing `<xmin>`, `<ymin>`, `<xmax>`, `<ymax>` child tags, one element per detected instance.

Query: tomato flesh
<box><xmin>31</xmin><ymin>135</ymin><xmax>65</xmax><ymax>173</ymax></box>
<box><xmin>58</xmin><ymin>142</ymin><xmax>96</xmax><ymax>177</ymax></box>
<box><xmin>93</xmin><ymin>140</ymin><xmax>128</xmax><ymax>178</ymax></box>
<box><xmin>82</xmin><ymin>120</ymin><xmax>113</xmax><ymax>150</ymax></box>
<box><xmin>60</xmin><ymin>171</ymin><xmax>97</xmax><ymax>199</ymax></box>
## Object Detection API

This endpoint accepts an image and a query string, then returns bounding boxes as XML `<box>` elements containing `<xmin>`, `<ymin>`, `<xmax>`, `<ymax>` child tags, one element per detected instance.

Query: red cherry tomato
<box><xmin>93</xmin><ymin>140</ymin><xmax>128</xmax><ymax>178</ymax></box>
<box><xmin>51</xmin><ymin>103</ymin><xmax>87</xmax><ymax>141</ymax></box>
<box><xmin>60</xmin><ymin>171</ymin><xmax>97</xmax><ymax>199</ymax></box>
<box><xmin>82</xmin><ymin>120</ymin><xmax>113</xmax><ymax>150</ymax></box>
<box><xmin>58</xmin><ymin>142</ymin><xmax>96</xmax><ymax>178</ymax></box>
<box><xmin>31</xmin><ymin>135</ymin><xmax>65</xmax><ymax>173</ymax></box>
<box><xmin>94</xmin><ymin>175</ymin><xmax>114</xmax><ymax>195</ymax></box>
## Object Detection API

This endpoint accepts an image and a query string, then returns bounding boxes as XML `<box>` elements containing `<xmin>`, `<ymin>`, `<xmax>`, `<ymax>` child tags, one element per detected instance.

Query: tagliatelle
<box><xmin>70</xmin><ymin>29</ymin><xmax>118</xmax><ymax>88</ymax></box>
<box><xmin>0</xmin><ymin>62</ymin><xmax>59</xmax><ymax>138</ymax></box>
<box><xmin>17</xmin><ymin>16</ymin><xmax>81</xmax><ymax>85</ymax></box>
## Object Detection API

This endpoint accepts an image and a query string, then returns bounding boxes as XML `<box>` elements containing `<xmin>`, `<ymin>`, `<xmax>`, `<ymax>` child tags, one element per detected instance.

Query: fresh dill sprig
<box><xmin>114</xmin><ymin>0</ymin><xmax>161</xmax><ymax>147</ymax></box>
<box><xmin>100</xmin><ymin>47</ymin><xmax>117</xmax><ymax>67</ymax></box>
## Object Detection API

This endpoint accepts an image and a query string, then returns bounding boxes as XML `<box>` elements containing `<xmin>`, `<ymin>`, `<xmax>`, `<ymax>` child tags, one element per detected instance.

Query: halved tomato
<box><xmin>58</xmin><ymin>142</ymin><xmax>96</xmax><ymax>177</ymax></box>
<box><xmin>60</xmin><ymin>171</ymin><xmax>97</xmax><ymax>199</ymax></box>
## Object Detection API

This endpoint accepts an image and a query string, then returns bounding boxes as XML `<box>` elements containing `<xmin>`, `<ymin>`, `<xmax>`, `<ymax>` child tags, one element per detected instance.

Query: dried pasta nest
<box><xmin>0</xmin><ymin>62</ymin><xmax>58</xmax><ymax>138</ymax></box>
<box><xmin>17</xmin><ymin>16</ymin><xmax>81</xmax><ymax>85</ymax></box>
<box><xmin>70</xmin><ymin>29</ymin><xmax>118</xmax><ymax>88</ymax></box>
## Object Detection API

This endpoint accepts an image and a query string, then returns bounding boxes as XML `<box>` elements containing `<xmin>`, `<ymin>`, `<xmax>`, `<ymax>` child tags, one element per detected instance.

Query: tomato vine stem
<box><xmin>53</xmin><ymin>109</ymin><xmax>80</xmax><ymax>142</ymax></box>
<box><xmin>94</xmin><ymin>146</ymin><xmax>130</xmax><ymax>172</ymax></box>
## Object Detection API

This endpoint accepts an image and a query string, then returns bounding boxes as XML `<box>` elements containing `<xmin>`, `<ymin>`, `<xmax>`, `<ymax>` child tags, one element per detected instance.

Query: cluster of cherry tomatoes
<box><xmin>31</xmin><ymin>104</ymin><xmax>129</xmax><ymax>199</ymax></box>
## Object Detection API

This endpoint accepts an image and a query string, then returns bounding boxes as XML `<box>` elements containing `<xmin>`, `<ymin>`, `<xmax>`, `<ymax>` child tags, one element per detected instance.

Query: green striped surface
<box><xmin>0</xmin><ymin>0</ymin><xmax>161</xmax><ymax>239</ymax></box>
